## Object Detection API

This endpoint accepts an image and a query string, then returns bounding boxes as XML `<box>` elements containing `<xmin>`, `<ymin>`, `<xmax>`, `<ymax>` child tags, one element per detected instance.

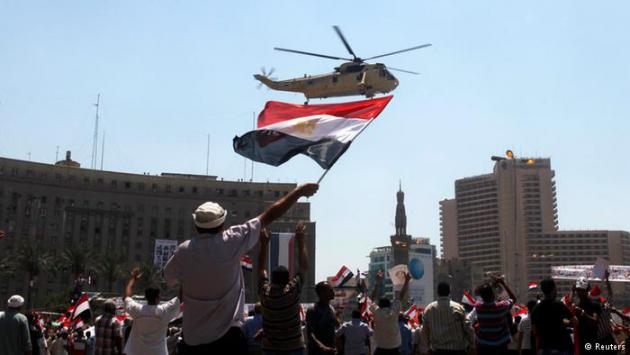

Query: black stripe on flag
<box><xmin>233</xmin><ymin>130</ymin><xmax>352</xmax><ymax>169</ymax></box>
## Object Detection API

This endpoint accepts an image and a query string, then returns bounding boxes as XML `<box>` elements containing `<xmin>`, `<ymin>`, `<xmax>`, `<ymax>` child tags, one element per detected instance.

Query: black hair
<box><xmin>478</xmin><ymin>283</ymin><xmax>495</xmax><ymax>303</ymax></box>
<box><xmin>271</xmin><ymin>266</ymin><xmax>290</xmax><ymax>286</ymax></box>
<box><xmin>526</xmin><ymin>300</ymin><xmax>538</xmax><ymax>313</ymax></box>
<box><xmin>315</xmin><ymin>281</ymin><xmax>330</xmax><ymax>295</ymax></box>
<box><xmin>540</xmin><ymin>278</ymin><xmax>556</xmax><ymax>297</ymax></box>
<box><xmin>351</xmin><ymin>310</ymin><xmax>361</xmax><ymax>319</ymax></box>
<box><xmin>145</xmin><ymin>286</ymin><xmax>160</xmax><ymax>304</ymax></box>
<box><xmin>378</xmin><ymin>297</ymin><xmax>391</xmax><ymax>308</ymax></box>
<box><xmin>437</xmin><ymin>282</ymin><xmax>451</xmax><ymax>297</ymax></box>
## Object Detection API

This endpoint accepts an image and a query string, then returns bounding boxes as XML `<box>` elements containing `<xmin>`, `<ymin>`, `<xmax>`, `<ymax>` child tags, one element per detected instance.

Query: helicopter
<box><xmin>254</xmin><ymin>26</ymin><xmax>431</xmax><ymax>103</ymax></box>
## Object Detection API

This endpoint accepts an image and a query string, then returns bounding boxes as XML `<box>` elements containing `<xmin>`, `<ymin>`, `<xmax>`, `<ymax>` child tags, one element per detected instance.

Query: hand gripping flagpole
<box><xmin>316</xmin><ymin>116</ymin><xmax>378</xmax><ymax>184</ymax></box>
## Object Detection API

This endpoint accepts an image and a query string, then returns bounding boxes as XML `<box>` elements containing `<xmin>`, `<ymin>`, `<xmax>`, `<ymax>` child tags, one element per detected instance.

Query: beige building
<box><xmin>440</xmin><ymin>155</ymin><xmax>630</xmax><ymax>303</ymax></box>
<box><xmin>0</xmin><ymin>154</ymin><xmax>316</xmax><ymax>307</ymax></box>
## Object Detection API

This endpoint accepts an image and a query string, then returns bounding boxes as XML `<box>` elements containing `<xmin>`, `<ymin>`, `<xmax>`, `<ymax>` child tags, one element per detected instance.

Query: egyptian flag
<box><xmin>528</xmin><ymin>282</ymin><xmax>538</xmax><ymax>290</ymax></box>
<box><xmin>240</xmin><ymin>255</ymin><xmax>253</xmax><ymax>270</ymax></box>
<box><xmin>233</xmin><ymin>96</ymin><xmax>393</xmax><ymax>169</ymax></box>
<box><xmin>461</xmin><ymin>290</ymin><xmax>476</xmax><ymax>306</ymax></box>
<box><xmin>269</xmin><ymin>232</ymin><xmax>295</xmax><ymax>276</ymax></box>
<box><xmin>72</xmin><ymin>293</ymin><xmax>91</xmax><ymax>323</ymax></box>
<box><xmin>332</xmin><ymin>265</ymin><xmax>354</xmax><ymax>288</ymax></box>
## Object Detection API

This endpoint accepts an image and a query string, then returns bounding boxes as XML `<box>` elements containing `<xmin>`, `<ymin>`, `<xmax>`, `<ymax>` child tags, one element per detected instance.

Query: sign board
<box><xmin>154</xmin><ymin>239</ymin><xmax>178</xmax><ymax>269</ymax></box>
<box><xmin>551</xmin><ymin>265</ymin><xmax>630</xmax><ymax>282</ymax></box>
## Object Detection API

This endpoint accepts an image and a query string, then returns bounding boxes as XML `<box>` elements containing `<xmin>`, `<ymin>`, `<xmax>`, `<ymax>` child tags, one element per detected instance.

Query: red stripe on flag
<box><xmin>257</xmin><ymin>96</ymin><xmax>393</xmax><ymax>128</ymax></box>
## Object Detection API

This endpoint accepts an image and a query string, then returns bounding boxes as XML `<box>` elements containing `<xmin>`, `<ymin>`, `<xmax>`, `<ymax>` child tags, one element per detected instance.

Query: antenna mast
<box><xmin>91</xmin><ymin>94</ymin><xmax>100</xmax><ymax>169</ymax></box>
<box><xmin>100</xmin><ymin>131</ymin><xmax>106</xmax><ymax>170</ymax></box>
<box><xmin>250</xmin><ymin>112</ymin><xmax>255</xmax><ymax>181</ymax></box>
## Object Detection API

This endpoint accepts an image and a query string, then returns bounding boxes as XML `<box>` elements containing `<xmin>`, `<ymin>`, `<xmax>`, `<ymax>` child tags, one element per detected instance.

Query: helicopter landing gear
<box><xmin>304</xmin><ymin>98</ymin><xmax>309</xmax><ymax>105</ymax></box>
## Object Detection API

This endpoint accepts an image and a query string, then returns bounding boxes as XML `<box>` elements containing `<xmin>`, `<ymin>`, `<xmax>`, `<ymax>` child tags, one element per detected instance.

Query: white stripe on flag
<box><xmin>259</xmin><ymin>115</ymin><xmax>369</xmax><ymax>143</ymax></box>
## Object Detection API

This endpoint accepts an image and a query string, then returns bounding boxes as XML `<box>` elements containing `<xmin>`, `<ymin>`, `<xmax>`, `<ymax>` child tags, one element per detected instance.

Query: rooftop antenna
<box><xmin>205</xmin><ymin>134</ymin><xmax>210</xmax><ymax>175</ymax></box>
<box><xmin>55</xmin><ymin>146</ymin><xmax>59</xmax><ymax>162</ymax></box>
<box><xmin>91</xmin><ymin>94</ymin><xmax>100</xmax><ymax>169</ymax></box>
<box><xmin>100</xmin><ymin>131</ymin><xmax>105</xmax><ymax>170</ymax></box>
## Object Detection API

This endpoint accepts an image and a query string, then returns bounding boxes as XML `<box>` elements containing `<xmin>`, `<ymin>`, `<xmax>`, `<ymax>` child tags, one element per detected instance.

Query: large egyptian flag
<box><xmin>269</xmin><ymin>232</ymin><xmax>295</xmax><ymax>276</ymax></box>
<box><xmin>234</xmin><ymin>96</ymin><xmax>393</xmax><ymax>169</ymax></box>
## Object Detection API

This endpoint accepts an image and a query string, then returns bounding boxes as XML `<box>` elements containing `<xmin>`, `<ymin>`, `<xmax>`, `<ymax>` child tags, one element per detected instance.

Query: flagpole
<box><xmin>316</xmin><ymin>116</ymin><xmax>378</xmax><ymax>184</ymax></box>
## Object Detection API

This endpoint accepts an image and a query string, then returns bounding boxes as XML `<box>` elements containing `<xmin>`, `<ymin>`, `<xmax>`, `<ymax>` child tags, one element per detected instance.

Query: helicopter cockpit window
<box><xmin>379</xmin><ymin>69</ymin><xmax>387</xmax><ymax>77</ymax></box>
<box><xmin>386</xmin><ymin>72</ymin><xmax>396</xmax><ymax>80</ymax></box>
<box><xmin>344</xmin><ymin>65</ymin><xmax>364</xmax><ymax>73</ymax></box>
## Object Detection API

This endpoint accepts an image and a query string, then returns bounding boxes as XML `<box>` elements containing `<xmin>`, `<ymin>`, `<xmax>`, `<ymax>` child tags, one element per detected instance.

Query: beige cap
<box><xmin>7</xmin><ymin>295</ymin><xmax>24</xmax><ymax>308</ymax></box>
<box><xmin>192</xmin><ymin>202</ymin><xmax>227</xmax><ymax>229</ymax></box>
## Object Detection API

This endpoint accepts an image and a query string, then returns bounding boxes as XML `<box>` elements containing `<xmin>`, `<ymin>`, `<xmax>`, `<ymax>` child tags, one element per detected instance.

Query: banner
<box><xmin>388</xmin><ymin>264</ymin><xmax>409</xmax><ymax>291</ymax></box>
<box><xmin>154</xmin><ymin>239</ymin><xmax>178</xmax><ymax>269</ymax></box>
<box><xmin>551</xmin><ymin>265</ymin><xmax>630</xmax><ymax>282</ymax></box>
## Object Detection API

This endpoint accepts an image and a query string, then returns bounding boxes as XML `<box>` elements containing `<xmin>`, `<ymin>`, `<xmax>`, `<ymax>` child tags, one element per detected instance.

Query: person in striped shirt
<box><xmin>421</xmin><ymin>282</ymin><xmax>474</xmax><ymax>355</ymax></box>
<box><xmin>473</xmin><ymin>275</ymin><xmax>517</xmax><ymax>354</ymax></box>
<box><xmin>258</xmin><ymin>222</ymin><xmax>308</xmax><ymax>355</ymax></box>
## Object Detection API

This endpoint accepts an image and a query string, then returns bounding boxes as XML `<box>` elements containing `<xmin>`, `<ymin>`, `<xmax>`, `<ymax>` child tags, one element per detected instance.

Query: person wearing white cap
<box><xmin>164</xmin><ymin>182</ymin><xmax>319</xmax><ymax>355</ymax></box>
<box><xmin>0</xmin><ymin>294</ymin><xmax>32</xmax><ymax>355</ymax></box>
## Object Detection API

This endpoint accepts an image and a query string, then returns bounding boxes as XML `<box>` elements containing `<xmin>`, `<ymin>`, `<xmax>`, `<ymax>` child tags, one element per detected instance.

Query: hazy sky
<box><xmin>2</xmin><ymin>1</ymin><xmax>630</xmax><ymax>281</ymax></box>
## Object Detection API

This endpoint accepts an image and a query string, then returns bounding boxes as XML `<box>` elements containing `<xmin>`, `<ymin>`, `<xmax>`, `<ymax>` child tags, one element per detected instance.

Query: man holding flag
<box><xmin>164</xmin><ymin>183</ymin><xmax>318</xmax><ymax>354</ymax></box>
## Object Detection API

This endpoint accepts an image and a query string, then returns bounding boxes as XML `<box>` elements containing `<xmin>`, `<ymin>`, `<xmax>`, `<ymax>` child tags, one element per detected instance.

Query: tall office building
<box><xmin>440</xmin><ymin>155</ymin><xmax>630</xmax><ymax>302</ymax></box>
<box><xmin>0</xmin><ymin>154</ymin><xmax>316</xmax><ymax>307</ymax></box>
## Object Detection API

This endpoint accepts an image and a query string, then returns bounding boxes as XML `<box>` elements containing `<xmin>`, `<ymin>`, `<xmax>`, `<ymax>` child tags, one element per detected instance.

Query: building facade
<box><xmin>0</xmin><ymin>154</ymin><xmax>316</xmax><ymax>307</ymax></box>
<box><xmin>440</xmin><ymin>155</ymin><xmax>630</xmax><ymax>303</ymax></box>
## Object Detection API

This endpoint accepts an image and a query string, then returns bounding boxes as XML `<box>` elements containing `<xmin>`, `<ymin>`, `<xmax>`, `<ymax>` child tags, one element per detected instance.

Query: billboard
<box><xmin>154</xmin><ymin>239</ymin><xmax>178</xmax><ymax>269</ymax></box>
<box><xmin>407</xmin><ymin>247</ymin><xmax>434</xmax><ymax>306</ymax></box>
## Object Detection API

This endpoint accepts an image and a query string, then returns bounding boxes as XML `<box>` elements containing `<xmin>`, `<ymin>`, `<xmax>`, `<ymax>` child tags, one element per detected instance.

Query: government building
<box><xmin>0</xmin><ymin>153</ymin><xmax>316</xmax><ymax>307</ymax></box>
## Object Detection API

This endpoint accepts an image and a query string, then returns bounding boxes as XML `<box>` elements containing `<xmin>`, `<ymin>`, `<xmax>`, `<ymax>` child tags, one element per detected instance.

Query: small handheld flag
<box><xmin>332</xmin><ymin>265</ymin><xmax>354</xmax><ymax>288</ymax></box>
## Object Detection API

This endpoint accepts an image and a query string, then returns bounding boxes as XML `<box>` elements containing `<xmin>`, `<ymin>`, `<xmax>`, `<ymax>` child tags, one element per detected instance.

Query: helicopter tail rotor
<box><xmin>256</xmin><ymin>67</ymin><xmax>277</xmax><ymax>89</ymax></box>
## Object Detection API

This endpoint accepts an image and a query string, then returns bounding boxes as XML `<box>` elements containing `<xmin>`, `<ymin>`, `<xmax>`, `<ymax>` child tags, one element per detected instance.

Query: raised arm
<box><xmin>295</xmin><ymin>221</ymin><xmax>308</xmax><ymax>276</ymax></box>
<box><xmin>257</xmin><ymin>184</ymin><xmax>318</xmax><ymax>227</ymax></box>
<box><xmin>605</xmin><ymin>269</ymin><xmax>613</xmax><ymax>302</ymax></box>
<box><xmin>399</xmin><ymin>272</ymin><xmax>411</xmax><ymax>302</ymax></box>
<box><xmin>258</xmin><ymin>228</ymin><xmax>270</xmax><ymax>280</ymax></box>
<box><xmin>124</xmin><ymin>267</ymin><xmax>141</xmax><ymax>299</ymax></box>
<box><xmin>494</xmin><ymin>275</ymin><xmax>517</xmax><ymax>303</ymax></box>
<box><xmin>371</xmin><ymin>270</ymin><xmax>384</xmax><ymax>302</ymax></box>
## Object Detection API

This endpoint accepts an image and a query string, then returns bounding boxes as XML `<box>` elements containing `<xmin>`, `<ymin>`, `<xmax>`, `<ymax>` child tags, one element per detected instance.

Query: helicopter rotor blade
<box><xmin>274</xmin><ymin>47</ymin><xmax>351</xmax><ymax>61</ymax></box>
<box><xmin>365</xmin><ymin>44</ymin><xmax>432</xmax><ymax>61</ymax></box>
<box><xmin>387</xmin><ymin>66</ymin><xmax>420</xmax><ymax>75</ymax></box>
<box><xmin>333</xmin><ymin>25</ymin><xmax>357</xmax><ymax>59</ymax></box>
<box><xmin>267</xmin><ymin>67</ymin><xmax>275</xmax><ymax>77</ymax></box>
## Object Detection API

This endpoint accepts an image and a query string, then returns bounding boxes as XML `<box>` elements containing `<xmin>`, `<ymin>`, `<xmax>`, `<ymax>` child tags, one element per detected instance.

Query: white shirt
<box><xmin>336</xmin><ymin>319</ymin><xmax>372</xmax><ymax>355</ymax></box>
<box><xmin>518</xmin><ymin>316</ymin><xmax>532</xmax><ymax>350</ymax></box>
<box><xmin>123</xmin><ymin>297</ymin><xmax>180</xmax><ymax>355</ymax></box>
<box><xmin>369</xmin><ymin>299</ymin><xmax>402</xmax><ymax>349</ymax></box>
<box><xmin>164</xmin><ymin>218</ymin><xmax>261</xmax><ymax>346</ymax></box>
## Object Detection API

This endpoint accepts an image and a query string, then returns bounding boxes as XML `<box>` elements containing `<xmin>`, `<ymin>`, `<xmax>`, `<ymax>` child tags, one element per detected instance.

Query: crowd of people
<box><xmin>3</xmin><ymin>182</ymin><xmax>630</xmax><ymax>354</ymax></box>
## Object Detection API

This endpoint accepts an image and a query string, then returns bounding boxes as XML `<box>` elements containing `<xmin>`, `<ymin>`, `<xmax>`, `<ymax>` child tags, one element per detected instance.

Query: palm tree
<box><xmin>2</xmin><ymin>242</ymin><xmax>55</xmax><ymax>309</ymax></box>
<box><xmin>97</xmin><ymin>254</ymin><xmax>125</xmax><ymax>293</ymax></box>
<box><xmin>136</xmin><ymin>262</ymin><xmax>165</xmax><ymax>293</ymax></box>
<box><xmin>60</xmin><ymin>246</ymin><xmax>95</xmax><ymax>282</ymax></box>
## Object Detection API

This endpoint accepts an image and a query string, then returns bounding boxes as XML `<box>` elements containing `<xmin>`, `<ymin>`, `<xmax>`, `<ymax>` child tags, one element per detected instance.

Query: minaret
<box><xmin>391</xmin><ymin>182</ymin><xmax>413</xmax><ymax>265</ymax></box>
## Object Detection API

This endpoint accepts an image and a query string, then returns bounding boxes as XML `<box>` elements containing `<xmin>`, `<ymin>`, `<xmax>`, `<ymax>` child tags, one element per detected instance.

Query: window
<box><xmin>125</xmin><ymin>182</ymin><xmax>131</xmax><ymax>189</ymax></box>
<box><xmin>111</xmin><ymin>180</ymin><xmax>118</xmax><ymax>188</ymax></box>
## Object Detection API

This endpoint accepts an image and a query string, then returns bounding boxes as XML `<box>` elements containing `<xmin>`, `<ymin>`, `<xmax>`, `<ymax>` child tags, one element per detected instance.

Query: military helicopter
<box><xmin>254</xmin><ymin>26</ymin><xmax>431</xmax><ymax>103</ymax></box>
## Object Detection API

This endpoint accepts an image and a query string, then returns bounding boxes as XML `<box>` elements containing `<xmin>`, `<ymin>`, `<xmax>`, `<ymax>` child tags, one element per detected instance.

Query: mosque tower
<box><xmin>390</xmin><ymin>182</ymin><xmax>413</xmax><ymax>265</ymax></box>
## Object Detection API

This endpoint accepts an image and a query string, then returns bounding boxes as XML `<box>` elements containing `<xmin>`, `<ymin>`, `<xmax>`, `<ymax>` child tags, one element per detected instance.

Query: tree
<box><xmin>2</xmin><ymin>242</ymin><xmax>55</xmax><ymax>309</ymax></box>
<box><xmin>135</xmin><ymin>262</ymin><xmax>166</xmax><ymax>294</ymax></box>
<box><xmin>60</xmin><ymin>246</ymin><xmax>95</xmax><ymax>282</ymax></box>
<box><xmin>97</xmin><ymin>254</ymin><xmax>124</xmax><ymax>293</ymax></box>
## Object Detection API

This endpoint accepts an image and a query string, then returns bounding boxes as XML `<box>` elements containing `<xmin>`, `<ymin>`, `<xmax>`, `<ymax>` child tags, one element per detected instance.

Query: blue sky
<box><xmin>2</xmin><ymin>1</ymin><xmax>630</xmax><ymax>281</ymax></box>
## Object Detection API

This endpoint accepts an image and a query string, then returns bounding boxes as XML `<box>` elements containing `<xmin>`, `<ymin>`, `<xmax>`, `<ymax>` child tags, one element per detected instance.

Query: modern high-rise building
<box><xmin>0</xmin><ymin>154</ymin><xmax>316</xmax><ymax>307</ymax></box>
<box><xmin>440</xmin><ymin>154</ymin><xmax>630</xmax><ymax>303</ymax></box>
